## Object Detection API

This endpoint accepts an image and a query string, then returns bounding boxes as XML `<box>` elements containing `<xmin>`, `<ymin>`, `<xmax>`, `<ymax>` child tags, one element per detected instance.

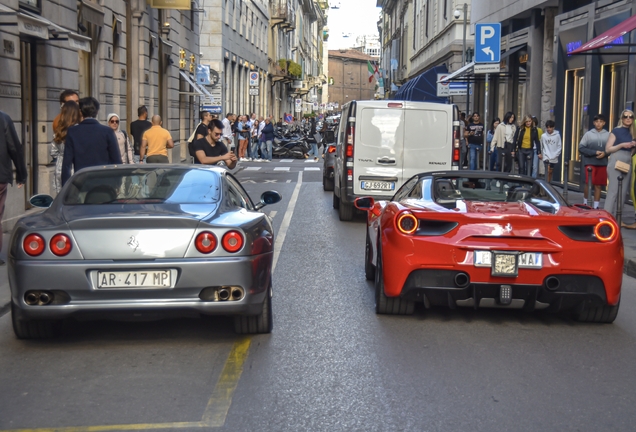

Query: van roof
<box><xmin>345</xmin><ymin>100</ymin><xmax>454</xmax><ymax>110</ymax></box>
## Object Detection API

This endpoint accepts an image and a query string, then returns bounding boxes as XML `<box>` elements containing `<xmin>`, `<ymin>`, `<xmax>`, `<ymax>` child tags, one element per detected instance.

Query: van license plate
<box><xmin>361</xmin><ymin>181</ymin><xmax>395</xmax><ymax>191</ymax></box>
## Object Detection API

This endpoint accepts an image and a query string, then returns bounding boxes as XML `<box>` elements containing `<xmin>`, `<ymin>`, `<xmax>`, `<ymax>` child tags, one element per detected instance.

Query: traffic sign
<box><xmin>249</xmin><ymin>71</ymin><xmax>259</xmax><ymax>86</ymax></box>
<box><xmin>475</xmin><ymin>23</ymin><xmax>501</xmax><ymax>64</ymax></box>
<box><xmin>437</xmin><ymin>73</ymin><xmax>450</xmax><ymax>97</ymax></box>
<box><xmin>249</xmin><ymin>87</ymin><xmax>259</xmax><ymax>96</ymax></box>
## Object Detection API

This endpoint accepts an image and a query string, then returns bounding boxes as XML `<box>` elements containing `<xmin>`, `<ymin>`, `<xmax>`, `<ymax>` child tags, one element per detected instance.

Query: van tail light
<box><xmin>594</xmin><ymin>220</ymin><xmax>617</xmax><ymax>242</ymax></box>
<box><xmin>195</xmin><ymin>231</ymin><xmax>218</xmax><ymax>254</ymax></box>
<box><xmin>222</xmin><ymin>230</ymin><xmax>244</xmax><ymax>253</ymax></box>
<box><xmin>347</xmin><ymin>169</ymin><xmax>353</xmax><ymax>181</ymax></box>
<box><xmin>396</xmin><ymin>211</ymin><xmax>418</xmax><ymax>235</ymax></box>
<box><xmin>23</xmin><ymin>234</ymin><xmax>45</xmax><ymax>256</ymax></box>
<box><xmin>50</xmin><ymin>234</ymin><xmax>72</xmax><ymax>256</ymax></box>
<box><xmin>452</xmin><ymin>122</ymin><xmax>461</xmax><ymax>167</ymax></box>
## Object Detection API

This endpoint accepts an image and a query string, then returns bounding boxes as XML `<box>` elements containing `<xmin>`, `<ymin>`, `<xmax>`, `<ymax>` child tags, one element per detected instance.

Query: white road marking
<box><xmin>280</xmin><ymin>159</ymin><xmax>294</xmax><ymax>163</ymax></box>
<box><xmin>264</xmin><ymin>179</ymin><xmax>277</xmax><ymax>183</ymax></box>
<box><xmin>286</xmin><ymin>179</ymin><xmax>292</xmax><ymax>183</ymax></box>
<box><xmin>273</xmin><ymin>171</ymin><xmax>302</xmax><ymax>272</ymax></box>
<box><xmin>244</xmin><ymin>167</ymin><xmax>261</xmax><ymax>171</ymax></box>
<box><xmin>304</xmin><ymin>167</ymin><xmax>320</xmax><ymax>171</ymax></box>
<box><xmin>274</xmin><ymin>167</ymin><xmax>290</xmax><ymax>171</ymax></box>
<box><xmin>242</xmin><ymin>180</ymin><xmax>256</xmax><ymax>183</ymax></box>
<box><xmin>304</xmin><ymin>159</ymin><xmax>318</xmax><ymax>163</ymax></box>
<box><xmin>268</xmin><ymin>210</ymin><xmax>278</xmax><ymax>218</ymax></box>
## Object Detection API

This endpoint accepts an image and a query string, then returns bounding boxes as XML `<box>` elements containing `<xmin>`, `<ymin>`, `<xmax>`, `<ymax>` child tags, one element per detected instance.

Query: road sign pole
<box><xmin>483</xmin><ymin>73</ymin><xmax>489</xmax><ymax>171</ymax></box>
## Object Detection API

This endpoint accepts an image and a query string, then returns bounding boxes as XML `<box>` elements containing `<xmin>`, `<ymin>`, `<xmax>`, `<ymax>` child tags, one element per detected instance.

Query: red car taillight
<box><xmin>50</xmin><ymin>234</ymin><xmax>72</xmax><ymax>256</ymax></box>
<box><xmin>222</xmin><ymin>230</ymin><xmax>244</xmax><ymax>253</ymax></box>
<box><xmin>595</xmin><ymin>220</ymin><xmax>617</xmax><ymax>242</ymax></box>
<box><xmin>23</xmin><ymin>234</ymin><xmax>45</xmax><ymax>256</ymax></box>
<box><xmin>396</xmin><ymin>212</ymin><xmax>418</xmax><ymax>235</ymax></box>
<box><xmin>195</xmin><ymin>231</ymin><xmax>218</xmax><ymax>254</ymax></box>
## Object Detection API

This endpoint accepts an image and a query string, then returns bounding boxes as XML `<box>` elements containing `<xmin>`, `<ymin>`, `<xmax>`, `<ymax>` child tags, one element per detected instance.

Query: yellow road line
<box><xmin>1</xmin><ymin>338</ymin><xmax>252</xmax><ymax>432</ymax></box>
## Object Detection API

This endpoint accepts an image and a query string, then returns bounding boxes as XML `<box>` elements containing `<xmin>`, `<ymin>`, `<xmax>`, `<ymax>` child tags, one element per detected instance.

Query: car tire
<box><xmin>338</xmin><ymin>201</ymin><xmax>354</xmax><ymax>221</ymax></box>
<box><xmin>375</xmin><ymin>245</ymin><xmax>414</xmax><ymax>315</ymax></box>
<box><xmin>332</xmin><ymin>192</ymin><xmax>340</xmax><ymax>209</ymax></box>
<box><xmin>365</xmin><ymin>231</ymin><xmax>375</xmax><ymax>281</ymax></box>
<box><xmin>323</xmin><ymin>176</ymin><xmax>334</xmax><ymax>191</ymax></box>
<box><xmin>233</xmin><ymin>287</ymin><xmax>273</xmax><ymax>334</ymax></box>
<box><xmin>573</xmin><ymin>300</ymin><xmax>620</xmax><ymax>323</ymax></box>
<box><xmin>11</xmin><ymin>303</ymin><xmax>61</xmax><ymax>339</ymax></box>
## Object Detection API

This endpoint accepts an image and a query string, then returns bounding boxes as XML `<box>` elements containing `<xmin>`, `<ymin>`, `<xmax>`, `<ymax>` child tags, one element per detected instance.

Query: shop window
<box><xmin>562</xmin><ymin>0</ymin><xmax>594</xmax><ymax>14</ymax></box>
<box><xmin>600</xmin><ymin>61</ymin><xmax>628</xmax><ymax>130</ymax></box>
<box><xmin>563</xmin><ymin>68</ymin><xmax>585</xmax><ymax>181</ymax></box>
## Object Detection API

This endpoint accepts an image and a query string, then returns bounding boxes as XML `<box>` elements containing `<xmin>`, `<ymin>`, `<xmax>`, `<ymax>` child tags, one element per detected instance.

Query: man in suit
<box><xmin>61</xmin><ymin>97</ymin><xmax>122</xmax><ymax>186</ymax></box>
<box><xmin>0</xmin><ymin>110</ymin><xmax>28</xmax><ymax>265</ymax></box>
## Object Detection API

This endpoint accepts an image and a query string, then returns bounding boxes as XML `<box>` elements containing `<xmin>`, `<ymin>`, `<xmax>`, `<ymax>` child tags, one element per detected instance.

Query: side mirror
<box><xmin>255</xmin><ymin>190</ymin><xmax>282</xmax><ymax>210</ymax></box>
<box><xmin>29</xmin><ymin>194</ymin><xmax>54</xmax><ymax>208</ymax></box>
<box><xmin>354</xmin><ymin>197</ymin><xmax>375</xmax><ymax>210</ymax></box>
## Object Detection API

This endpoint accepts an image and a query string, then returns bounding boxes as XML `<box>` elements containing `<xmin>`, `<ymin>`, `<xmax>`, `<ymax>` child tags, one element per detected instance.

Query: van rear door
<box><xmin>403</xmin><ymin>106</ymin><xmax>451</xmax><ymax>180</ymax></box>
<box><xmin>352</xmin><ymin>105</ymin><xmax>404</xmax><ymax>197</ymax></box>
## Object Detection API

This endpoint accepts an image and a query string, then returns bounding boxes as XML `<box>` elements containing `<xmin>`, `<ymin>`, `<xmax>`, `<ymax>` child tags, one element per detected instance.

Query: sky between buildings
<box><xmin>327</xmin><ymin>0</ymin><xmax>382</xmax><ymax>50</ymax></box>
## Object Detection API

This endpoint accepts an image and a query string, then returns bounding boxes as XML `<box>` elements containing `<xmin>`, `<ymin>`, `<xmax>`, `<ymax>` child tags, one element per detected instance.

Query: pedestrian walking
<box><xmin>466</xmin><ymin>112</ymin><xmax>484</xmax><ymax>170</ymax></box>
<box><xmin>0</xmin><ymin>110</ymin><xmax>28</xmax><ymax>265</ymax></box>
<box><xmin>52</xmin><ymin>90</ymin><xmax>79</xmax><ymax>136</ymax></box>
<box><xmin>107</xmin><ymin>113</ymin><xmax>134</xmax><ymax>164</ymax></box>
<box><xmin>250</xmin><ymin>119</ymin><xmax>261</xmax><ymax>161</ymax></box>
<box><xmin>513</xmin><ymin>115</ymin><xmax>541</xmax><ymax>177</ymax></box>
<box><xmin>532</xmin><ymin>116</ymin><xmax>544</xmax><ymax>178</ymax></box>
<box><xmin>129</xmin><ymin>105</ymin><xmax>152</xmax><ymax>164</ymax></box>
<box><xmin>578</xmin><ymin>115</ymin><xmax>608</xmax><ymax>208</ymax></box>
<box><xmin>307</xmin><ymin>117</ymin><xmax>320</xmax><ymax>161</ymax></box>
<box><xmin>540</xmin><ymin>120</ymin><xmax>562</xmax><ymax>183</ymax></box>
<box><xmin>604</xmin><ymin>109</ymin><xmax>636</xmax><ymax>222</ymax></box>
<box><xmin>491</xmin><ymin>111</ymin><xmax>517</xmax><ymax>173</ymax></box>
<box><xmin>140</xmin><ymin>115</ymin><xmax>174</xmax><ymax>163</ymax></box>
<box><xmin>191</xmin><ymin>119</ymin><xmax>237</xmax><ymax>169</ymax></box>
<box><xmin>51</xmin><ymin>101</ymin><xmax>81</xmax><ymax>193</ymax></box>
<box><xmin>61</xmin><ymin>97</ymin><xmax>122</xmax><ymax>186</ymax></box>
<box><xmin>260</xmin><ymin>117</ymin><xmax>274</xmax><ymax>162</ymax></box>
<box><xmin>238</xmin><ymin>115</ymin><xmax>250</xmax><ymax>161</ymax></box>
<box><xmin>487</xmin><ymin>118</ymin><xmax>500</xmax><ymax>171</ymax></box>
<box><xmin>222</xmin><ymin>113</ymin><xmax>235</xmax><ymax>151</ymax></box>
<box><xmin>195</xmin><ymin>110</ymin><xmax>213</xmax><ymax>141</ymax></box>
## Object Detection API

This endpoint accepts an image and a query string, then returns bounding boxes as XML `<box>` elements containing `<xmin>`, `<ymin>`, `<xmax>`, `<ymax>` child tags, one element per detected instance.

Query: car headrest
<box><xmin>85</xmin><ymin>185</ymin><xmax>117</xmax><ymax>204</ymax></box>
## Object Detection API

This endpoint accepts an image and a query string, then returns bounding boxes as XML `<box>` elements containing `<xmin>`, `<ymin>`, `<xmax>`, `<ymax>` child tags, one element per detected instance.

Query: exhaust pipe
<box><xmin>39</xmin><ymin>292</ymin><xmax>53</xmax><ymax>305</ymax></box>
<box><xmin>218</xmin><ymin>288</ymin><xmax>230</xmax><ymax>301</ymax></box>
<box><xmin>545</xmin><ymin>276</ymin><xmax>560</xmax><ymax>291</ymax></box>
<box><xmin>231</xmin><ymin>287</ymin><xmax>244</xmax><ymax>301</ymax></box>
<box><xmin>25</xmin><ymin>292</ymin><xmax>39</xmax><ymax>306</ymax></box>
<box><xmin>454</xmin><ymin>272</ymin><xmax>470</xmax><ymax>288</ymax></box>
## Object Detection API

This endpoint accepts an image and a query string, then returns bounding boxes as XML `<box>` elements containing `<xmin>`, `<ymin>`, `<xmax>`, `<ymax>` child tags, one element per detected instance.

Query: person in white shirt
<box><xmin>222</xmin><ymin>113</ymin><xmax>235</xmax><ymax>150</ymax></box>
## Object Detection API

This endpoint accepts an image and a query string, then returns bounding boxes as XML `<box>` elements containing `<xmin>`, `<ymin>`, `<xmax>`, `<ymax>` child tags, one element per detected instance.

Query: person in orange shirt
<box><xmin>140</xmin><ymin>115</ymin><xmax>174</xmax><ymax>163</ymax></box>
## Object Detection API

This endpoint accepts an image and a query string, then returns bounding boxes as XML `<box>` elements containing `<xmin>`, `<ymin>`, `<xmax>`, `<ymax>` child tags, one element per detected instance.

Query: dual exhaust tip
<box><xmin>24</xmin><ymin>291</ymin><xmax>54</xmax><ymax>306</ymax></box>
<box><xmin>199</xmin><ymin>286</ymin><xmax>245</xmax><ymax>302</ymax></box>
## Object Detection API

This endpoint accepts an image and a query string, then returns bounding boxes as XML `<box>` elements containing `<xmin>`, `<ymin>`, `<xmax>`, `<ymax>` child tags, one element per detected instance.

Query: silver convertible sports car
<box><xmin>9</xmin><ymin>165</ymin><xmax>281</xmax><ymax>338</ymax></box>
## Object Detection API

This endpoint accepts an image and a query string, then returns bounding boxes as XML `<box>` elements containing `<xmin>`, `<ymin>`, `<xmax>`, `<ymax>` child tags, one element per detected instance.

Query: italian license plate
<box><xmin>97</xmin><ymin>270</ymin><xmax>172</xmax><ymax>288</ymax></box>
<box><xmin>361</xmin><ymin>181</ymin><xmax>395</xmax><ymax>191</ymax></box>
<box><xmin>474</xmin><ymin>251</ymin><xmax>542</xmax><ymax>277</ymax></box>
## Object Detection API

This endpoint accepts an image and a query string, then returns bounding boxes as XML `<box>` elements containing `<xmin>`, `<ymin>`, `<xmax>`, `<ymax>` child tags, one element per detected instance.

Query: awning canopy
<box><xmin>11</xmin><ymin>9</ymin><xmax>91</xmax><ymax>50</ymax></box>
<box><xmin>438</xmin><ymin>62</ymin><xmax>474</xmax><ymax>83</ymax></box>
<box><xmin>501</xmin><ymin>44</ymin><xmax>526</xmax><ymax>61</ymax></box>
<box><xmin>394</xmin><ymin>64</ymin><xmax>449</xmax><ymax>103</ymax></box>
<box><xmin>570</xmin><ymin>14</ymin><xmax>636</xmax><ymax>55</ymax></box>
<box><xmin>179</xmin><ymin>70</ymin><xmax>214</xmax><ymax>99</ymax></box>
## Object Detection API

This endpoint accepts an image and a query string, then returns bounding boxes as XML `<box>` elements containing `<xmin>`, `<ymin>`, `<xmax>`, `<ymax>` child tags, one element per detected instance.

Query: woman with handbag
<box><xmin>603</xmin><ymin>109</ymin><xmax>636</xmax><ymax>221</ymax></box>
<box><xmin>490</xmin><ymin>111</ymin><xmax>517</xmax><ymax>173</ymax></box>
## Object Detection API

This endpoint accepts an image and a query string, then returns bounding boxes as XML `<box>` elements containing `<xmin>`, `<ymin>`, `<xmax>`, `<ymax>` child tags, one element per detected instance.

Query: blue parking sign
<box><xmin>475</xmin><ymin>23</ymin><xmax>501</xmax><ymax>63</ymax></box>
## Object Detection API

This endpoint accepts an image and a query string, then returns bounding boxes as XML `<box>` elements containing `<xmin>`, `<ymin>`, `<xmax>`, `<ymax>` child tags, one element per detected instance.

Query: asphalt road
<box><xmin>1</xmin><ymin>159</ymin><xmax>636</xmax><ymax>431</ymax></box>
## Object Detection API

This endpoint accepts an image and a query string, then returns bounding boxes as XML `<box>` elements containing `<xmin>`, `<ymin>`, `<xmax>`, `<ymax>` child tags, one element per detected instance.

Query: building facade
<box><xmin>327</xmin><ymin>49</ymin><xmax>376</xmax><ymax>107</ymax></box>
<box><xmin>0</xmin><ymin>0</ymin><xmax>200</xmax><ymax>229</ymax></box>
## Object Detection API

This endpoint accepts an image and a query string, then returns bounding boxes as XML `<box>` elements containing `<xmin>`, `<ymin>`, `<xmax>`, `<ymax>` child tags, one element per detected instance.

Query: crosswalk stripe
<box><xmin>304</xmin><ymin>167</ymin><xmax>320</xmax><ymax>171</ymax></box>
<box><xmin>274</xmin><ymin>167</ymin><xmax>290</xmax><ymax>171</ymax></box>
<box><xmin>244</xmin><ymin>167</ymin><xmax>261</xmax><ymax>171</ymax></box>
<box><xmin>280</xmin><ymin>159</ymin><xmax>294</xmax><ymax>163</ymax></box>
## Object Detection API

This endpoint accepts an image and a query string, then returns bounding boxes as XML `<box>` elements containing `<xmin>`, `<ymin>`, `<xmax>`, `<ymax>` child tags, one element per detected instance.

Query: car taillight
<box><xmin>452</xmin><ymin>122</ymin><xmax>461</xmax><ymax>167</ymax></box>
<box><xmin>222</xmin><ymin>230</ymin><xmax>244</xmax><ymax>253</ymax></box>
<box><xmin>347</xmin><ymin>169</ymin><xmax>353</xmax><ymax>181</ymax></box>
<box><xmin>328</xmin><ymin>146</ymin><xmax>336</xmax><ymax>153</ymax></box>
<box><xmin>23</xmin><ymin>234</ymin><xmax>45</xmax><ymax>256</ymax></box>
<box><xmin>195</xmin><ymin>231</ymin><xmax>218</xmax><ymax>254</ymax></box>
<box><xmin>595</xmin><ymin>220</ymin><xmax>617</xmax><ymax>242</ymax></box>
<box><xmin>50</xmin><ymin>234</ymin><xmax>72</xmax><ymax>256</ymax></box>
<box><xmin>396</xmin><ymin>212</ymin><xmax>418</xmax><ymax>235</ymax></box>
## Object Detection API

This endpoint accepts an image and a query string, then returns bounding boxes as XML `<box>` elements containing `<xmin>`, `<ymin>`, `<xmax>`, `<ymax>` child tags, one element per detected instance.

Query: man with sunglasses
<box><xmin>192</xmin><ymin>119</ymin><xmax>237</xmax><ymax>169</ymax></box>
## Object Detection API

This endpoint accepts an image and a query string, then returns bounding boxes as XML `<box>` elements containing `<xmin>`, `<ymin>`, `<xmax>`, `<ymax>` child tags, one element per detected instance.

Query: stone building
<box><xmin>0</xmin><ymin>0</ymin><xmax>201</xmax><ymax>230</ymax></box>
<box><xmin>327</xmin><ymin>49</ymin><xmax>376</xmax><ymax>107</ymax></box>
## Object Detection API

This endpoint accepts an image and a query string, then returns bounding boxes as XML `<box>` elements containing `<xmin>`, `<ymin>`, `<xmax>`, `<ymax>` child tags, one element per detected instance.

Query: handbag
<box><xmin>615</xmin><ymin>159</ymin><xmax>631</xmax><ymax>174</ymax></box>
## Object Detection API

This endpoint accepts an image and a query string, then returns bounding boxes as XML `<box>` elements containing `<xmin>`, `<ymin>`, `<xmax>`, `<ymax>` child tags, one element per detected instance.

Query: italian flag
<box><xmin>368</xmin><ymin>61</ymin><xmax>375</xmax><ymax>83</ymax></box>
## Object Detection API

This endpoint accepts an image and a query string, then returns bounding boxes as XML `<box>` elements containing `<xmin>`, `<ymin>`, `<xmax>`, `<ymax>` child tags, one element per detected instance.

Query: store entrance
<box><xmin>600</xmin><ymin>61</ymin><xmax>628</xmax><ymax>130</ymax></box>
<box><xmin>563</xmin><ymin>68</ymin><xmax>585</xmax><ymax>185</ymax></box>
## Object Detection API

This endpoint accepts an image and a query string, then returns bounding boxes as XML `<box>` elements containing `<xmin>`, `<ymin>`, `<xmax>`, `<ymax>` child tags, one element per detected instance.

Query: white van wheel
<box><xmin>338</xmin><ymin>201</ymin><xmax>354</xmax><ymax>221</ymax></box>
<box><xmin>332</xmin><ymin>193</ymin><xmax>340</xmax><ymax>209</ymax></box>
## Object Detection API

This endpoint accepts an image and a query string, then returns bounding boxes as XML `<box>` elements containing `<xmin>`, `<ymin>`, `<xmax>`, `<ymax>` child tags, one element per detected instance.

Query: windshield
<box><xmin>63</xmin><ymin>168</ymin><xmax>222</xmax><ymax>205</ymax></box>
<box><xmin>433</xmin><ymin>176</ymin><xmax>563</xmax><ymax>213</ymax></box>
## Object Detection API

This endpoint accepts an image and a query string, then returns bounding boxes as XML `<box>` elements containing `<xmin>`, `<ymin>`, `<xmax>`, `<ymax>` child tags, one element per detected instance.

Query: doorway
<box><xmin>20</xmin><ymin>40</ymin><xmax>36</xmax><ymax>199</ymax></box>
<box><xmin>599</xmin><ymin>61</ymin><xmax>628</xmax><ymax>130</ymax></box>
<box><xmin>563</xmin><ymin>68</ymin><xmax>585</xmax><ymax>183</ymax></box>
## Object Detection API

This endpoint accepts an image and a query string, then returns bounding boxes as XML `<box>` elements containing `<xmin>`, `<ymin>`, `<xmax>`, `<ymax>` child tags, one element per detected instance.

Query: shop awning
<box><xmin>501</xmin><ymin>44</ymin><xmax>526</xmax><ymax>61</ymax></box>
<box><xmin>179</xmin><ymin>70</ymin><xmax>214</xmax><ymax>99</ymax></box>
<box><xmin>570</xmin><ymin>14</ymin><xmax>636</xmax><ymax>54</ymax></box>
<box><xmin>80</xmin><ymin>0</ymin><xmax>105</xmax><ymax>27</ymax></box>
<box><xmin>17</xmin><ymin>10</ymin><xmax>91</xmax><ymax>50</ymax></box>
<box><xmin>437</xmin><ymin>62</ymin><xmax>474</xmax><ymax>83</ymax></box>
<box><xmin>394</xmin><ymin>64</ymin><xmax>448</xmax><ymax>103</ymax></box>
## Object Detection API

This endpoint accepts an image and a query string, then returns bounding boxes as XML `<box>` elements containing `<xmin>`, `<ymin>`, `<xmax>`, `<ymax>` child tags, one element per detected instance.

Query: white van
<box><xmin>332</xmin><ymin>100</ymin><xmax>461</xmax><ymax>221</ymax></box>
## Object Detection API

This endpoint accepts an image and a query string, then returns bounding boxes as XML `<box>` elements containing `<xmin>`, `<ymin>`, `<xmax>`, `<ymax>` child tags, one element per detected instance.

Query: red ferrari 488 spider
<box><xmin>355</xmin><ymin>171</ymin><xmax>622</xmax><ymax>323</ymax></box>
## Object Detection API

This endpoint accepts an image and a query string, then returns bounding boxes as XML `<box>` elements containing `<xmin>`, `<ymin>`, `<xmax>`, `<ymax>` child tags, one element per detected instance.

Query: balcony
<box><xmin>271</xmin><ymin>0</ymin><xmax>296</xmax><ymax>31</ymax></box>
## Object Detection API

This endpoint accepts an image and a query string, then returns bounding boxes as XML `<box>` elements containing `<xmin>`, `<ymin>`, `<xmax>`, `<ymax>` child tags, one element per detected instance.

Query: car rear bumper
<box><xmin>9</xmin><ymin>253</ymin><xmax>272</xmax><ymax>320</ymax></box>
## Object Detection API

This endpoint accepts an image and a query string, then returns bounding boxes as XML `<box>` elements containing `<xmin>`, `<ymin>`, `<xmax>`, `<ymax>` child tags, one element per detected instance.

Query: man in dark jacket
<box><xmin>61</xmin><ymin>97</ymin><xmax>122</xmax><ymax>186</ymax></box>
<box><xmin>260</xmin><ymin>117</ymin><xmax>275</xmax><ymax>162</ymax></box>
<box><xmin>0</xmin><ymin>110</ymin><xmax>28</xmax><ymax>265</ymax></box>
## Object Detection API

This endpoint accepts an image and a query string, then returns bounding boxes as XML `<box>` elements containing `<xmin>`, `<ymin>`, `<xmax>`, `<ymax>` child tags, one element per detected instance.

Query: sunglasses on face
<box><xmin>110</xmin><ymin>120</ymin><xmax>119</xmax><ymax>124</ymax></box>
<box><xmin>212</xmin><ymin>132</ymin><xmax>222</xmax><ymax>137</ymax></box>
<box><xmin>623</xmin><ymin>114</ymin><xmax>634</xmax><ymax>119</ymax></box>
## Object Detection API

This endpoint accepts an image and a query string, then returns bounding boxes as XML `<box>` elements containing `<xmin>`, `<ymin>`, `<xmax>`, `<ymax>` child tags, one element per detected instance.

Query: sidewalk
<box><xmin>1</xmin><ymin>182</ymin><xmax>635</xmax><ymax>314</ymax></box>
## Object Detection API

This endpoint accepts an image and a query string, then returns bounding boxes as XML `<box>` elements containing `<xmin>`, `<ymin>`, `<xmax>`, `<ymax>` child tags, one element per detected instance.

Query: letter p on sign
<box><xmin>480</xmin><ymin>26</ymin><xmax>495</xmax><ymax>45</ymax></box>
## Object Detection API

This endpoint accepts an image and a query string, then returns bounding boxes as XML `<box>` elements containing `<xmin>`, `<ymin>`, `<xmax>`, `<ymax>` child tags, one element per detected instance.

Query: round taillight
<box><xmin>595</xmin><ymin>220</ymin><xmax>617</xmax><ymax>242</ymax></box>
<box><xmin>50</xmin><ymin>234</ymin><xmax>72</xmax><ymax>256</ymax></box>
<box><xmin>195</xmin><ymin>231</ymin><xmax>217</xmax><ymax>254</ymax></box>
<box><xmin>23</xmin><ymin>234</ymin><xmax>45</xmax><ymax>256</ymax></box>
<box><xmin>222</xmin><ymin>230</ymin><xmax>244</xmax><ymax>253</ymax></box>
<box><xmin>396</xmin><ymin>212</ymin><xmax>418</xmax><ymax>235</ymax></box>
